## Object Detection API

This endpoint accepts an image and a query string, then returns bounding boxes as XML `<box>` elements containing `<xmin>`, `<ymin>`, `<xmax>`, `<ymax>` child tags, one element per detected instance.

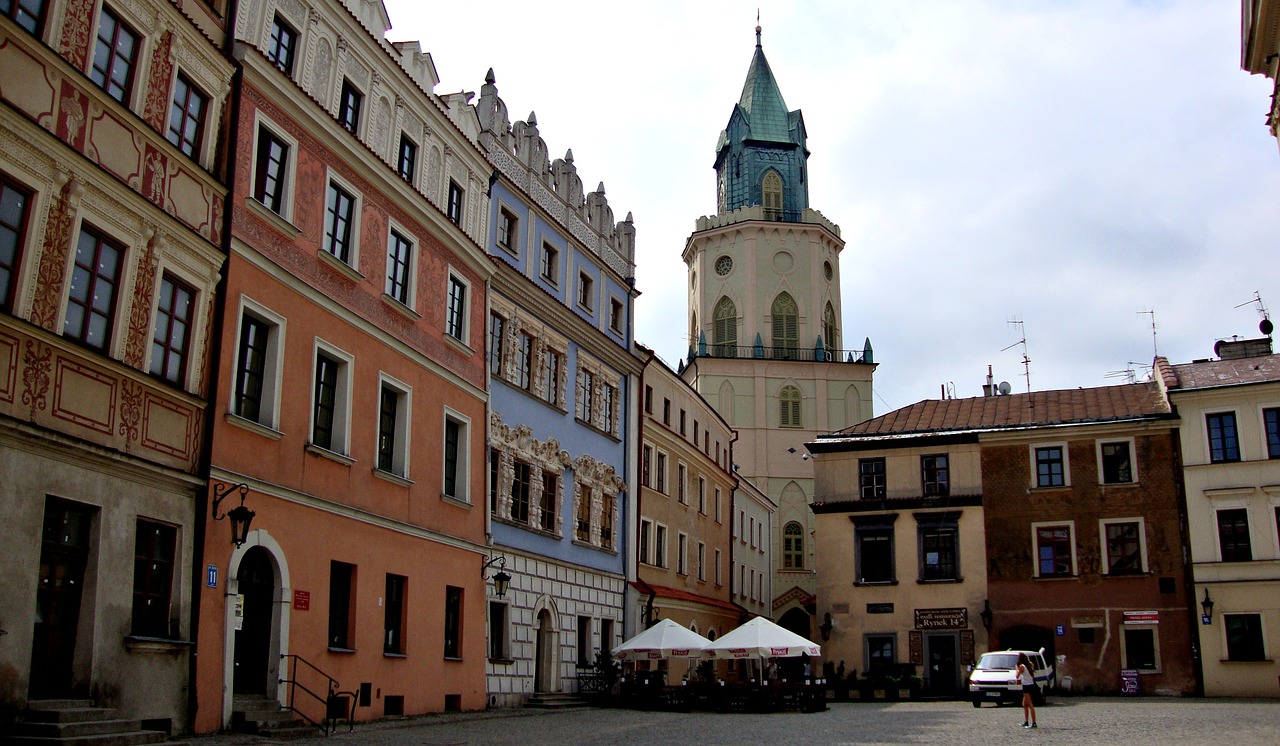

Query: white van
<box><xmin>968</xmin><ymin>648</ymin><xmax>1053</xmax><ymax>707</ymax></box>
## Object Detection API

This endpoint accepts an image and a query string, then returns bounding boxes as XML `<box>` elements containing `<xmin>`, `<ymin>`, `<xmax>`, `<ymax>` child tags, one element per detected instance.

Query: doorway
<box><xmin>30</xmin><ymin>499</ymin><xmax>94</xmax><ymax>699</ymax></box>
<box><xmin>925</xmin><ymin>633</ymin><xmax>959</xmax><ymax>697</ymax></box>
<box><xmin>534</xmin><ymin>610</ymin><xmax>557</xmax><ymax>692</ymax></box>
<box><xmin>233</xmin><ymin>546</ymin><xmax>275</xmax><ymax>695</ymax></box>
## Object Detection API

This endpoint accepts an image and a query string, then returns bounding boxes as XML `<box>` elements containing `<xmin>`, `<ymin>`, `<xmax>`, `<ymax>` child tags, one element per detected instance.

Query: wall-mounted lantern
<box><xmin>482</xmin><ymin>555</ymin><xmax>510</xmax><ymax>598</ymax></box>
<box><xmin>212</xmin><ymin>482</ymin><xmax>255</xmax><ymax>547</ymax></box>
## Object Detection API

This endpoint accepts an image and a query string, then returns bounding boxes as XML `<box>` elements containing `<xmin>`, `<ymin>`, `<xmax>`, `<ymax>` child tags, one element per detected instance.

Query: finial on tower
<box><xmin>756</xmin><ymin>10</ymin><xmax>762</xmax><ymax>47</ymax></box>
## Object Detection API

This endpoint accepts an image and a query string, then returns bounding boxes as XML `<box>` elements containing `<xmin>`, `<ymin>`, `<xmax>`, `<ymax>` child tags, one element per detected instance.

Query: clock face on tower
<box><xmin>715</xmin><ymin>255</ymin><xmax>733</xmax><ymax>276</ymax></box>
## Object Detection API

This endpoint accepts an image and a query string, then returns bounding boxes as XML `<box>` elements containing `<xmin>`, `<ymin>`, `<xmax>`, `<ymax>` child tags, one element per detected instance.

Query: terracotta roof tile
<box><xmin>1167</xmin><ymin>353</ymin><xmax>1280</xmax><ymax>391</ymax></box>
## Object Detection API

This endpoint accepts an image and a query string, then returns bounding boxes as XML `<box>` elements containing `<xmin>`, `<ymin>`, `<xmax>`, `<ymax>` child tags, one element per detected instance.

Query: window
<box><xmin>91</xmin><ymin>7</ymin><xmax>139</xmax><ymax>104</ymax></box>
<box><xmin>510</xmin><ymin>460</ymin><xmax>531</xmax><ymax>523</ymax></box>
<box><xmin>600</xmin><ymin>619</ymin><xmax>614</xmax><ymax>657</ymax></box>
<box><xmin>448</xmin><ymin>414</ymin><xmax>473</xmax><ymax>501</ymax></box>
<box><xmin>698</xmin><ymin>477</ymin><xmax>706</xmax><ymax>514</ymax></box>
<box><xmin>446</xmin><ymin>275</ymin><xmax>467</xmax><ymax>342</ymax></box>
<box><xmin>1102</xmin><ymin>519</ymin><xmax>1144</xmax><ymax>575</ymax></box>
<box><xmin>600</xmin><ymin>491</ymin><xmax>615</xmax><ymax>549</ymax></box>
<box><xmin>447</xmin><ymin>181</ymin><xmax>463</xmax><ymax>225</ymax></box>
<box><xmin>779</xmin><ymin>385</ymin><xmax>801</xmax><ymax>428</ymax></box>
<box><xmin>443</xmin><ymin>586</ymin><xmax>462</xmax><ymax>658</ymax></box>
<box><xmin>380</xmin><ymin>227</ymin><xmax>413</xmax><ymax>304</ymax></box>
<box><xmin>1217</xmin><ymin>508</ymin><xmax>1252</xmax><ymax>562</ymax></box>
<box><xmin>3</xmin><ymin>0</ymin><xmax>47</xmax><ymax>36</ymax></box>
<box><xmin>397</xmin><ymin>134</ymin><xmax>417</xmax><ymax>183</ymax></box>
<box><xmin>1034</xmin><ymin>523</ymin><xmax>1075</xmax><ymax>577</ymax></box>
<box><xmin>1122</xmin><ymin>626</ymin><xmax>1157</xmax><ymax>672</ymax></box>
<box><xmin>714</xmin><ymin>549</ymin><xmax>722</xmax><ymax>585</ymax></box>
<box><xmin>514</xmin><ymin>332</ymin><xmax>533</xmax><ymax>390</ymax></box>
<box><xmin>384</xmin><ymin>574</ymin><xmax>406</xmax><ymax>655</ymax></box>
<box><xmin>338</xmin><ymin>79</ymin><xmax>362</xmax><ymax>134</ymax></box>
<box><xmin>324</xmin><ymin>181</ymin><xmax>356</xmax><ymax>264</ymax></box>
<box><xmin>609</xmin><ymin>297</ymin><xmax>624</xmax><ymax>334</ymax></box>
<box><xmin>663</xmin><ymin>399</ymin><xmax>671</xmax><ymax>425</ymax></box>
<box><xmin>488</xmin><ymin>448</ymin><xmax>499</xmax><ymax>513</ymax></box>
<box><xmin>859</xmin><ymin>458</ymin><xmax>886</xmax><ymax>499</ymax></box>
<box><xmin>488</xmin><ymin>601</ymin><xmax>509</xmax><ymax>660</ymax></box>
<box><xmin>1034</xmin><ymin>445</ymin><xmax>1066</xmax><ymax>487</ymax></box>
<box><xmin>540</xmin><ymin>242</ymin><xmax>558</xmax><ymax>283</ymax></box>
<box><xmin>328</xmin><ymin>561</ymin><xmax>355</xmax><ymax>649</ymax></box>
<box><xmin>131</xmin><ymin>520</ymin><xmax>175</xmax><ymax>638</ymax></box>
<box><xmin>677</xmin><ymin>464</ymin><xmax>687</xmax><ymax>504</ymax></box>
<box><xmin>1225</xmin><ymin>613</ymin><xmax>1266</xmax><ymax>661</ymax></box>
<box><xmin>917</xmin><ymin>513</ymin><xmax>960</xmax><ymax>581</ymax></box>
<box><xmin>697</xmin><ymin>542</ymin><xmax>706</xmax><ymax>580</ymax></box>
<box><xmin>376</xmin><ymin>379</ymin><xmax>410</xmax><ymax>477</ymax></box>
<box><xmin>865</xmin><ymin>634</ymin><xmax>896</xmax><ymax>674</ymax></box>
<box><xmin>822</xmin><ymin>302</ymin><xmax>837</xmax><ymax>350</ymax></box>
<box><xmin>576</xmin><ymin>368</ymin><xmax>594</xmax><ymax>423</ymax></box>
<box><xmin>64</xmin><ymin>227</ymin><xmax>123</xmax><ymax>351</ymax></box>
<box><xmin>167</xmin><ymin>73</ymin><xmax>208</xmax><ymax>158</ymax></box>
<box><xmin>542</xmin><ymin>348</ymin><xmax>562</xmax><ymax>406</ymax></box>
<box><xmin>654</xmin><ymin>524</ymin><xmax>667</xmax><ymax>568</ymax></box>
<box><xmin>713</xmin><ymin>297</ymin><xmax>737</xmax><ymax>356</ymax></box>
<box><xmin>1100</xmin><ymin>441</ymin><xmax>1133</xmax><ymax>484</ymax></box>
<box><xmin>762</xmin><ymin>171</ymin><xmax>783</xmax><ymax>218</ymax></box>
<box><xmin>783</xmin><ymin>521</ymin><xmax>804</xmax><ymax>569</ymax></box>
<box><xmin>855</xmin><ymin>520</ymin><xmax>894</xmax><ymax>584</ymax></box>
<box><xmin>267</xmin><ymin>14</ymin><xmax>297</xmax><ymax>74</ymax></box>
<box><xmin>0</xmin><ymin>177</ymin><xmax>32</xmax><ymax>312</ymax></box>
<box><xmin>254</xmin><ymin>126</ymin><xmax>290</xmax><ymax>214</ymax></box>
<box><xmin>644</xmin><ymin>385</ymin><xmax>653</xmax><ymax>414</ymax></box>
<box><xmin>540</xmin><ymin>472</ymin><xmax>558</xmax><ymax>532</ymax></box>
<box><xmin>656</xmin><ymin>452</ymin><xmax>667</xmax><ymax>495</ymax></box>
<box><xmin>1206</xmin><ymin>412</ymin><xmax>1240</xmax><ymax>463</ymax></box>
<box><xmin>1266</xmin><ymin>408</ymin><xmax>1280</xmax><ymax>459</ymax></box>
<box><xmin>715</xmin><ymin>488</ymin><xmax>722</xmax><ymax>523</ymax></box>
<box><xmin>677</xmin><ymin>533</ymin><xmax>687</xmax><ymax>575</ymax></box>
<box><xmin>488</xmin><ymin>312</ymin><xmax>505</xmax><ymax>375</ymax></box>
<box><xmin>575</xmin><ymin>484</ymin><xmax>591</xmax><ymax>541</ymax></box>
<box><xmin>770</xmin><ymin>293</ymin><xmax>798</xmax><ymax>358</ymax></box>
<box><xmin>149</xmin><ymin>274</ymin><xmax>195</xmax><ymax>385</ymax></box>
<box><xmin>577</xmin><ymin>616</ymin><xmax>592</xmax><ymax>667</ymax></box>
<box><xmin>577</xmin><ymin>272</ymin><xmax>593</xmax><ymax>311</ymax></box>
<box><xmin>749</xmin><ymin>517</ymin><xmax>755</xmax><ymax>548</ymax></box>
<box><xmin>233</xmin><ymin>303</ymin><xmax>283</xmax><ymax>427</ymax></box>
<box><xmin>921</xmin><ymin>454</ymin><xmax>949</xmax><ymax>497</ymax></box>
<box><xmin>639</xmin><ymin>519</ymin><xmax>651</xmax><ymax>564</ymax></box>
<box><xmin>311</xmin><ymin>344</ymin><xmax>351</xmax><ymax>454</ymax></box>
<box><xmin>602</xmin><ymin>383</ymin><xmax>617</xmax><ymax>434</ymax></box>
<box><xmin>497</xmin><ymin>209</ymin><xmax>517</xmax><ymax>253</ymax></box>
<box><xmin>641</xmin><ymin>445</ymin><xmax>652</xmax><ymax>487</ymax></box>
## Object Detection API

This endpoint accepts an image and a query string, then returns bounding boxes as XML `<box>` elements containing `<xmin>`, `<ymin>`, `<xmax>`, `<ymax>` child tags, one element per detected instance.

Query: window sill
<box><xmin>494</xmin><ymin>515</ymin><xmax>561</xmax><ymax>539</ymax></box>
<box><xmin>489</xmin><ymin>657</ymin><xmax>515</xmax><ymax>665</ymax></box>
<box><xmin>443</xmin><ymin>656</ymin><xmax>463</xmax><ymax>663</ymax></box>
<box><xmin>373</xmin><ymin>468</ymin><xmax>413</xmax><ymax>488</ymax></box>
<box><xmin>854</xmin><ymin>580</ymin><xmax>898</xmax><ymax>586</ymax></box>
<box><xmin>443</xmin><ymin>333</ymin><xmax>474</xmax><ymax>357</ymax></box>
<box><xmin>328</xmin><ymin>646</ymin><xmax>357</xmax><ymax>654</ymax></box>
<box><xmin>381</xmin><ymin>293</ymin><xmax>420</xmax><ymax>321</ymax></box>
<box><xmin>383</xmin><ymin>652</ymin><xmax>408</xmax><ymax>659</ymax></box>
<box><xmin>572</xmin><ymin>538</ymin><xmax>619</xmax><ymax>555</ymax></box>
<box><xmin>1219</xmin><ymin>658</ymin><xmax>1273</xmax><ymax>663</ymax></box>
<box><xmin>917</xmin><ymin>578</ymin><xmax>963</xmax><ymax>584</ymax></box>
<box><xmin>440</xmin><ymin>494</ymin><xmax>472</xmax><ymax>510</ymax></box>
<box><xmin>245</xmin><ymin>197</ymin><xmax>301</xmax><ymax>239</ymax></box>
<box><xmin>317</xmin><ymin>247</ymin><xmax>365</xmax><ymax>282</ymax></box>
<box><xmin>124</xmin><ymin>636</ymin><xmax>193</xmax><ymax>654</ymax></box>
<box><xmin>573</xmin><ymin>416</ymin><xmax>621</xmax><ymax>442</ymax></box>
<box><xmin>1032</xmin><ymin>574</ymin><xmax>1077</xmax><ymax>580</ymax></box>
<box><xmin>306</xmin><ymin>443</ymin><xmax>355</xmax><ymax>466</ymax></box>
<box><xmin>225</xmin><ymin>412</ymin><xmax>284</xmax><ymax>440</ymax></box>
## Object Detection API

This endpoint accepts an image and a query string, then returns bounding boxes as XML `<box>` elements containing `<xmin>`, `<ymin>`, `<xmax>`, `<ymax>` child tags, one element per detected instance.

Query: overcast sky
<box><xmin>383</xmin><ymin>0</ymin><xmax>1280</xmax><ymax>416</ymax></box>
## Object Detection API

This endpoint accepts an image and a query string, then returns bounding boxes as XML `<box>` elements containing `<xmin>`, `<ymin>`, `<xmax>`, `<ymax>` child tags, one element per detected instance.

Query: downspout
<box><xmin>632</xmin><ymin>347</ymin><xmax>655</xmax><ymax>634</ymax></box>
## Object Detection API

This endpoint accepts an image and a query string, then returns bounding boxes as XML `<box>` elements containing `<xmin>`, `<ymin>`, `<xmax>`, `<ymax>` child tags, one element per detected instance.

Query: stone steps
<box><xmin>229</xmin><ymin>697</ymin><xmax>315</xmax><ymax>740</ymax></box>
<box><xmin>524</xmin><ymin>693</ymin><xmax>590</xmax><ymax>709</ymax></box>
<box><xmin>3</xmin><ymin>701</ymin><xmax>178</xmax><ymax>746</ymax></box>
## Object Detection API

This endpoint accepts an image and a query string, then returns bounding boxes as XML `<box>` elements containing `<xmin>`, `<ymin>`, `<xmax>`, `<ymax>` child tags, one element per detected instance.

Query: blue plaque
<box><xmin>207</xmin><ymin>564</ymin><xmax>218</xmax><ymax>588</ymax></box>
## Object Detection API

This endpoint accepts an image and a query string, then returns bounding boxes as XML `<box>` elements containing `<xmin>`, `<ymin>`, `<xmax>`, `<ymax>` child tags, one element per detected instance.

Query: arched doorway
<box><xmin>779</xmin><ymin>607</ymin><xmax>812</xmax><ymax>639</ymax></box>
<box><xmin>534</xmin><ymin>609</ymin><xmax>558</xmax><ymax>692</ymax></box>
<box><xmin>234</xmin><ymin>547</ymin><xmax>275</xmax><ymax>695</ymax></box>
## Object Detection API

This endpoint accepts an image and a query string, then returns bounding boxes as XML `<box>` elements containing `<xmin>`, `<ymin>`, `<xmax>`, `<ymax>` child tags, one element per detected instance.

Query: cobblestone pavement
<box><xmin>178</xmin><ymin>697</ymin><xmax>1280</xmax><ymax>746</ymax></box>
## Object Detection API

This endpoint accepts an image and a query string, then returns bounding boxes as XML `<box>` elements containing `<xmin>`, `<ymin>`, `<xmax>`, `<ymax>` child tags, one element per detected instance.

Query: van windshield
<box><xmin>976</xmin><ymin>653</ymin><xmax>1020</xmax><ymax>670</ymax></box>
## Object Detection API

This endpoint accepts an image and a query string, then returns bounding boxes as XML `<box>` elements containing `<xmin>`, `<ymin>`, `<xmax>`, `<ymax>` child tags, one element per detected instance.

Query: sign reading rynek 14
<box><xmin>914</xmin><ymin>607</ymin><xmax>968</xmax><ymax>629</ymax></box>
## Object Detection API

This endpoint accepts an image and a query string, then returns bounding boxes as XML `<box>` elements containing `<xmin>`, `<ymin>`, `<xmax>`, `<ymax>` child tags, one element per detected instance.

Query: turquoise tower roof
<box><xmin>736</xmin><ymin>26</ymin><xmax>793</xmax><ymax>144</ymax></box>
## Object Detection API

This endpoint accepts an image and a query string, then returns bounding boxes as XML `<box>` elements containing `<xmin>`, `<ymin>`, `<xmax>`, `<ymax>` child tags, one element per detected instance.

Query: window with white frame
<box><xmin>1099</xmin><ymin>439</ymin><xmax>1135</xmax><ymax>484</ymax></box>
<box><xmin>917</xmin><ymin>512</ymin><xmax>960</xmax><ymax>581</ymax></box>
<box><xmin>447</xmin><ymin>180</ymin><xmax>463</xmax><ymax>225</ymax></box>
<box><xmin>1033</xmin><ymin>444</ymin><xmax>1068</xmax><ymax>488</ymax></box>
<box><xmin>253</xmin><ymin>119</ymin><xmax>295</xmax><ymax>218</ymax></box>
<box><xmin>1032</xmin><ymin>521</ymin><xmax>1076</xmax><ymax>577</ymax></box>
<box><xmin>783</xmin><ymin>521</ymin><xmax>804</xmax><ymax>569</ymax></box>
<box><xmin>1216</xmin><ymin>508</ymin><xmax>1253</xmax><ymax>562</ymax></box>
<box><xmin>385</xmin><ymin>227</ymin><xmax>414</xmax><ymax>306</ymax></box>
<box><xmin>677</xmin><ymin>532</ymin><xmax>687</xmax><ymax>575</ymax></box>
<box><xmin>714</xmin><ymin>548</ymin><xmax>722</xmax><ymax>585</ymax></box>
<box><xmin>577</xmin><ymin>271</ymin><xmax>594</xmax><ymax>312</ymax></box>
<box><xmin>311</xmin><ymin>341</ymin><xmax>353</xmax><ymax>456</ymax></box>
<box><xmin>150</xmin><ymin>273</ymin><xmax>196</xmax><ymax>386</ymax></box>
<box><xmin>1100</xmin><ymin>518</ymin><xmax>1145</xmax><ymax>575</ymax></box>
<box><xmin>376</xmin><ymin>375</ymin><xmax>411</xmax><ymax>479</ymax></box>
<box><xmin>445</xmin><ymin>273</ymin><xmax>469</xmax><ymax>343</ymax></box>
<box><xmin>697</xmin><ymin>542</ymin><xmax>706</xmax><ymax>580</ymax></box>
<box><xmin>232</xmin><ymin>299</ymin><xmax>285</xmax><ymax>429</ymax></box>
<box><xmin>540</xmin><ymin>242</ymin><xmax>558</xmax><ymax>284</ymax></box>
<box><xmin>168</xmin><ymin>73</ymin><xmax>208</xmax><ymax>159</ymax></box>
<box><xmin>654</xmin><ymin>524</ymin><xmax>667</xmax><ymax>568</ymax></box>
<box><xmin>489</xmin><ymin>413</ymin><xmax>571</xmax><ymax>534</ymax></box>
<box><xmin>1206</xmin><ymin>412</ymin><xmax>1241</xmax><ymax>463</ymax></box>
<box><xmin>677</xmin><ymin>463</ymin><xmax>687</xmax><ymax>504</ymax></box>
<box><xmin>488</xmin><ymin>601</ymin><xmax>510</xmax><ymax>660</ymax></box>
<box><xmin>698</xmin><ymin>477</ymin><xmax>706</xmax><ymax>514</ymax></box>
<box><xmin>65</xmin><ymin>226</ymin><xmax>124</xmax><ymax>351</ymax></box>
<box><xmin>656</xmin><ymin>452</ymin><xmax>668</xmax><ymax>495</ymax></box>
<box><xmin>570</xmin><ymin>453</ymin><xmax>622</xmax><ymax>551</ymax></box>
<box><xmin>397</xmin><ymin>133</ymin><xmax>417</xmax><ymax>183</ymax></box>
<box><xmin>639</xmin><ymin>519</ymin><xmax>652</xmax><ymax>564</ymax></box>
<box><xmin>1121</xmin><ymin>625</ymin><xmax>1159</xmax><ymax>672</ymax></box>
<box><xmin>1265</xmin><ymin>407</ymin><xmax>1280</xmax><ymax>459</ymax></box>
<box><xmin>575</xmin><ymin>354</ymin><xmax>621</xmax><ymax>437</ymax></box>
<box><xmin>855</xmin><ymin>517</ymin><xmax>894</xmax><ymax>583</ymax></box>
<box><xmin>1224</xmin><ymin>613</ymin><xmax>1266</xmax><ymax>661</ymax></box>
<box><xmin>442</xmin><ymin>409</ymin><xmax>470</xmax><ymax>502</ymax></box>
<box><xmin>497</xmin><ymin>208</ymin><xmax>518</xmax><ymax>254</ymax></box>
<box><xmin>323</xmin><ymin>179</ymin><xmax>358</xmax><ymax>265</ymax></box>
<box><xmin>267</xmin><ymin>14</ymin><xmax>298</xmax><ymax>75</ymax></box>
<box><xmin>91</xmin><ymin>6</ymin><xmax>140</xmax><ymax>104</ymax></box>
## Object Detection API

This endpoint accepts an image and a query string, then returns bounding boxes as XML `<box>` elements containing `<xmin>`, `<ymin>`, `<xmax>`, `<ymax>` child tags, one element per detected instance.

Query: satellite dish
<box><xmin>998</xmin><ymin>381</ymin><xmax>1012</xmax><ymax>395</ymax></box>
<box><xmin>1262</xmin><ymin>317</ymin><xmax>1274</xmax><ymax>336</ymax></box>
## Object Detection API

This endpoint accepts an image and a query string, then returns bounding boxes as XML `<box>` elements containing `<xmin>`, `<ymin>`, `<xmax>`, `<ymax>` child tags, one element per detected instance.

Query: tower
<box><xmin>680</xmin><ymin>25</ymin><xmax>876</xmax><ymax>636</ymax></box>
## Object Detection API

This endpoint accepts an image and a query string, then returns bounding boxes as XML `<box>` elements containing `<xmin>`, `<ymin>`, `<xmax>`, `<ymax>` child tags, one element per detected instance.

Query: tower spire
<box><xmin>756</xmin><ymin>10</ymin><xmax>762</xmax><ymax>47</ymax></box>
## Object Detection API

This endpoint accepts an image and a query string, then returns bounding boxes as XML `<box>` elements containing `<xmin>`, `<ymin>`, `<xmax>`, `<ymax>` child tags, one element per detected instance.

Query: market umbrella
<box><xmin>612</xmin><ymin>618</ymin><xmax>712</xmax><ymax>660</ymax></box>
<box><xmin>702</xmin><ymin>616</ymin><xmax>821</xmax><ymax>659</ymax></box>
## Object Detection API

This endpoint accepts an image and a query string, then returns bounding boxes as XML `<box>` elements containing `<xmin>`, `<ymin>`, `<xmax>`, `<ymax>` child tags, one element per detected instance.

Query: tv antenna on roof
<box><xmin>1138</xmin><ymin>309</ymin><xmax>1158</xmax><ymax>358</ymax></box>
<box><xmin>1002</xmin><ymin>317</ymin><xmax>1031</xmax><ymax>396</ymax></box>
<box><xmin>1234</xmin><ymin>291</ymin><xmax>1273</xmax><ymax>336</ymax></box>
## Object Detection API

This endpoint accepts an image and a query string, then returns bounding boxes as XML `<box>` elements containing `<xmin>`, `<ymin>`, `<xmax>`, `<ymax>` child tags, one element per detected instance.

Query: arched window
<box><xmin>823</xmin><ymin>302</ymin><xmax>837</xmax><ymax>354</ymax></box>
<box><xmin>779</xmin><ymin>385</ymin><xmax>801</xmax><ymax>428</ymax></box>
<box><xmin>762</xmin><ymin>171</ymin><xmax>783</xmax><ymax>219</ymax></box>
<box><xmin>784</xmin><ymin>521</ymin><xmax>804</xmax><ymax>569</ymax></box>
<box><xmin>713</xmin><ymin>297</ymin><xmax>737</xmax><ymax>357</ymax></box>
<box><xmin>771</xmin><ymin>293</ymin><xmax>798</xmax><ymax>359</ymax></box>
<box><xmin>689</xmin><ymin>311</ymin><xmax>697</xmax><ymax>349</ymax></box>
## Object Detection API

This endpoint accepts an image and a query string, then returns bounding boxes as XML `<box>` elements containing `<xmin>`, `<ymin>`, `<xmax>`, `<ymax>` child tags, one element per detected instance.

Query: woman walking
<box><xmin>1018</xmin><ymin>653</ymin><xmax>1038</xmax><ymax>729</ymax></box>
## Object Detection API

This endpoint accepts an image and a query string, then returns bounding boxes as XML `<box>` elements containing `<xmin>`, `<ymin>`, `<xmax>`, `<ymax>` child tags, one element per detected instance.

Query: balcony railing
<box><xmin>690</xmin><ymin>344</ymin><xmax>868</xmax><ymax>364</ymax></box>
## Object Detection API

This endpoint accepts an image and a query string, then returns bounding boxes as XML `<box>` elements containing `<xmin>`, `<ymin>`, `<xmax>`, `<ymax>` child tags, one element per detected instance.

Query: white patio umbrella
<box><xmin>702</xmin><ymin>616</ymin><xmax>821</xmax><ymax>659</ymax></box>
<box><xmin>612</xmin><ymin>618</ymin><xmax>712</xmax><ymax>660</ymax></box>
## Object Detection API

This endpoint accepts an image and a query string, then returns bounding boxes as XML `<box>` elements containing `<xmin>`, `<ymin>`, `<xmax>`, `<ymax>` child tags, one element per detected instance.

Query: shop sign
<box><xmin>1123</xmin><ymin>611</ymin><xmax>1159</xmax><ymax>625</ymax></box>
<box><xmin>293</xmin><ymin>589</ymin><xmax>310</xmax><ymax>611</ymax></box>
<box><xmin>915</xmin><ymin>607</ymin><xmax>968</xmax><ymax>629</ymax></box>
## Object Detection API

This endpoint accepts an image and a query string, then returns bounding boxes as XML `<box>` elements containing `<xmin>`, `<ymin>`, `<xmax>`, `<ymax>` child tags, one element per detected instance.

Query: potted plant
<box><xmin>906</xmin><ymin>674</ymin><xmax>924</xmax><ymax>699</ymax></box>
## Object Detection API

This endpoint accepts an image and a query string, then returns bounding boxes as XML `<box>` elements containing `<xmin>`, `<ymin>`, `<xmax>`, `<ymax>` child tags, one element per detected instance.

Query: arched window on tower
<box><xmin>823</xmin><ymin>302</ymin><xmax>837</xmax><ymax>355</ymax></box>
<box><xmin>689</xmin><ymin>311</ymin><xmax>697</xmax><ymax>351</ymax></box>
<box><xmin>771</xmin><ymin>292</ymin><xmax>798</xmax><ymax>359</ymax></box>
<box><xmin>713</xmin><ymin>297</ymin><xmax>737</xmax><ymax>357</ymax></box>
<box><xmin>784</xmin><ymin>521</ymin><xmax>804</xmax><ymax>569</ymax></box>
<box><xmin>779</xmin><ymin>385</ymin><xmax>802</xmax><ymax>428</ymax></box>
<box><xmin>762</xmin><ymin>171</ymin><xmax>783</xmax><ymax>220</ymax></box>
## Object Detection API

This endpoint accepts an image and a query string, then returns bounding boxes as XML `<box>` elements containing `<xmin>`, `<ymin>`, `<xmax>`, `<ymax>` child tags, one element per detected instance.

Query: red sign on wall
<box><xmin>293</xmin><ymin>590</ymin><xmax>310</xmax><ymax>611</ymax></box>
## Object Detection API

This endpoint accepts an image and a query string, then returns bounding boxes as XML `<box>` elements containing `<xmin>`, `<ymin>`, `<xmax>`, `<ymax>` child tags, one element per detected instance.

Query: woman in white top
<box><xmin>1017</xmin><ymin>654</ymin><xmax>1038</xmax><ymax>729</ymax></box>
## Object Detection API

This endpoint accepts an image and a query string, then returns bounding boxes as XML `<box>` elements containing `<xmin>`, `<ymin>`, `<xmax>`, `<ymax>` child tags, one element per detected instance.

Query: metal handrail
<box><xmin>280</xmin><ymin>653</ymin><xmax>354</xmax><ymax>735</ymax></box>
<box><xmin>695</xmin><ymin>345</ymin><xmax>867</xmax><ymax>364</ymax></box>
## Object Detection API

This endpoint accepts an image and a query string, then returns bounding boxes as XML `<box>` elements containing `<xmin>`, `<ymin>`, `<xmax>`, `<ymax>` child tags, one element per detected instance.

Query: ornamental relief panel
<box><xmin>488</xmin><ymin>414</ymin><xmax>571</xmax><ymax>535</ymax></box>
<box><xmin>573</xmin><ymin>453</ymin><xmax>624</xmax><ymax>552</ymax></box>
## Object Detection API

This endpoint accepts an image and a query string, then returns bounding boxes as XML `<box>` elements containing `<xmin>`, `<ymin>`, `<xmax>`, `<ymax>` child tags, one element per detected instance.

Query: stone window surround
<box><xmin>489</xmin><ymin>295</ymin><xmax>568</xmax><ymax>410</ymax></box>
<box><xmin>575</xmin><ymin>350</ymin><xmax>622</xmax><ymax>438</ymax></box>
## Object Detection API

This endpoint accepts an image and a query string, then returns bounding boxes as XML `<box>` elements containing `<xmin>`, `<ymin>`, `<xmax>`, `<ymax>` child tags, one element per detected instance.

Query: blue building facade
<box><xmin>474</xmin><ymin>70</ymin><xmax>641</xmax><ymax>705</ymax></box>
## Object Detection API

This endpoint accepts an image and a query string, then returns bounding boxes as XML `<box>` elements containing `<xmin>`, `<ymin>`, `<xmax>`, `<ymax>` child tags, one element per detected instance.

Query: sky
<box><xmin>382</xmin><ymin>0</ymin><xmax>1280</xmax><ymax>416</ymax></box>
